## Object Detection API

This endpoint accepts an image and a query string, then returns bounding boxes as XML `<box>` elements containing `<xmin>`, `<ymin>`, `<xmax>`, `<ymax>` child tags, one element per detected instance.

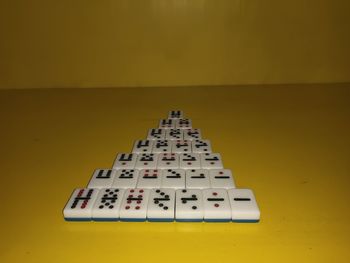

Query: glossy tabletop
<box><xmin>0</xmin><ymin>84</ymin><xmax>349</xmax><ymax>262</ymax></box>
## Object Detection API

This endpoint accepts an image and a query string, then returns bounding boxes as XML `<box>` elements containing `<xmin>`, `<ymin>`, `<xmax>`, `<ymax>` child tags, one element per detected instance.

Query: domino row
<box><xmin>63</xmin><ymin>188</ymin><xmax>260</xmax><ymax>222</ymax></box>
<box><xmin>88</xmin><ymin>168</ymin><xmax>235</xmax><ymax>189</ymax></box>
<box><xmin>159</xmin><ymin>119</ymin><xmax>192</xmax><ymax>129</ymax></box>
<box><xmin>132</xmin><ymin>139</ymin><xmax>211</xmax><ymax>153</ymax></box>
<box><xmin>148</xmin><ymin>128</ymin><xmax>201</xmax><ymax>140</ymax></box>
<box><xmin>114</xmin><ymin>153</ymin><xmax>223</xmax><ymax>169</ymax></box>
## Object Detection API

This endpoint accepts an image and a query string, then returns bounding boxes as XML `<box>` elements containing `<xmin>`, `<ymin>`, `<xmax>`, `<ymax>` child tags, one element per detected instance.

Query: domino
<box><xmin>63</xmin><ymin>188</ymin><xmax>99</xmax><ymax>221</ymax></box>
<box><xmin>159</xmin><ymin>119</ymin><xmax>175</xmax><ymax>129</ymax></box>
<box><xmin>136</xmin><ymin>169</ymin><xmax>162</xmax><ymax>189</ymax></box>
<box><xmin>172</xmin><ymin>140</ymin><xmax>192</xmax><ymax>153</ymax></box>
<box><xmin>157</xmin><ymin>153</ymin><xmax>179</xmax><ymax>169</ymax></box>
<box><xmin>112</xmin><ymin>169</ymin><xmax>139</xmax><ymax>189</ymax></box>
<box><xmin>147</xmin><ymin>129</ymin><xmax>166</xmax><ymax>140</ymax></box>
<box><xmin>192</xmin><ymin>139</ymin><xmax>212</xmax><ymax>153</ymax></box>
<box><xmin>161</xmin><ymin>169</ymin><xmax>186</xmax><ymax>189</ymax></box>
<box><xmin>119</xmin><ymin>188</ymin><xmax>150</xmax><ymax>221</ymax></box>
<box><xmin>168</xmin><ymin>110</ymin><xmax>183</xmax><ymax>119</ymax></box>
<box><xmin>135</xmin><ymin>153</ymin><xmax>158</xmax><ymax>169</ymax></box>
<box><xmin>132</xmin><ymin>140</ymin><xmax>153</xmax><ymax>153</ymax></box>
<box><xmin>186</xmin><ymin>169</ymin><xmax>210</xmax><ymax>189</ymax></box>
<box><xmin>147</xmin><ymin>189</ymin><xmax>175</xmax><ymax>222</ymax></box>
<box><xmin>165</xmin><ymin>129</ymin><xmax>184</xmax><ymax>140</ymax></box>
<box><xmin>202</xmin><ymin>189</ymin><xmax>231</xmax><ymax>222</ymax></box>
<box><xmin>209</xmin><ymin>169</ymin><xmax>235</xmax><ymax>189</ymax></box>
<box><xmin>227</xmin><ymin>189</ymin><xmax>260</xmax><ymax>222</ymax></box>
<box><xmin>200</xmin><ymin>153</ymin><xmax>224</xmax><ymax>169</ymax></box>
<box><xmin>152</xmin><ymin>140</ymin><xmax>172</xmax><ymax>153</ymax></box>
<box><xmin>179</xmin><ymin>153</ymin><xmax>201</xmax><ymax>169</ymax></box>
<box><xmin>92</xmin><ymin>188</ymin><xmax>125</xmax><ymax>221</ymax></box>
<box><xmin>87</xmin><ymin>169</ymin><xmax>116</xmax><ymax>189</ymax></box>
<box><xmin>175</xmin><ymin>189</ymin><xmax>203</xmax><ymax>222</ymax></box>
<box><xmin>183</xmin><ymin>129</ymin><xmax>202</xmax><ymax>140</ymax></box>
<box><xmin>175</xmin><ymin>119</ymin><xmax>192</xmax><ymax>129</ymax></box>
<box><xmin>113</xmin><ymin>153</ymin><xmax>138</xmax><ymax>170</ymax></box>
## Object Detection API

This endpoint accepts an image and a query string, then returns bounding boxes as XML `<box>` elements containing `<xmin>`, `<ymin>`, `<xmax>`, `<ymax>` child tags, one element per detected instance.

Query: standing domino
<box><xmin>112</xmin><ymin>169</ymin><xmax>139</xmax><ymax>189</ymax></box>
<box><xmin>157</xmin><ymin>153</ymin><xmax>179</xmax><ymax>169</ymax></box>
<box><xmin>186</xmin><ymin>169</ymin><xmax>210</xmax><ymax>189</ymax></box>
<box><xmin>137</xmin><ymin>169</ymin><xmax>162</xmax><ymax>189</ymax></box>
<box><xmin>165</xmin><ymin>129</ymin><xmax>184</xmax><ymax>140</ymax></box>
<box><xmin>132</xmin><ymin>140</ymin><xmax>154</xmax><ymax>153</ymax></box>
<box><xmin>179</xmin><ymin>153</ymin><xmax>201</xmax><ymax>169</ymax></box>
<box><xmin>63</xmin><ymin>188</ymin><xmax>99</xmax><ymax>221</ymax></box>
<box><xmin>113</xmin><ymin>153</ymin><xmax>138</xmax><ymax>170</ymax></box>
<box><xmin>192</xmin><ymin>139</ymin><xmax>212</xmax><ymax>153</ymax></box>
<box><xmin>147</xmin><ymin>189</ymin><xmax>175</xmax><ymax>222</ymax></box>
<box><xmin>152</xmin><ymin>140</ymin><xmax>172</xmax><ymax>153</ymax></box>
<box><xmin>87</xmin><ymin>169</ymin><xmax>116</xmax><ymax>189</ymax></box>
<box><xmin>184</xmin><ymin>129</ymin><xmax>202</xmax><ymax>140</ymax></box>
<box><xmin>200</xmin><ymin>153</ymin><xmax>224</xmax><ymax>169</ymax></box>
<box><xmin>175</xmin><ymin>119</ymin><xmax>192</xmax><ymax>129</ymax></box>
<box><xmin>168</xmin><ymin>110</ymin><xmax>183</xmax><ymax>119</ymax></box>
<box><xmin>135</xmin><ymin>153</ymin><xmax>158</xmax><ymax>169</ymax></box>
<box><xmin>92</xmin><ymin>188</ymin><xmax>125</xmax><ymax>221</ymax></box>
<box><xmin>172</xmin><ymin>140</ymin><xmax>192</xmax><ymax>153</ymax></box>
<box><xmin>209</xmin><ymin>169</ymin><xmax>235</xmax><ymax>189</ymax></box>
<box><xmin>227</xmin><ymin>189</ymin><xmax>260</xmax><ymax>222</ymax></box>
<box><xmin>175</xmin><ymin>189</ymin><xmax>203</xmax><ymax>222</ymax></box>
<box><xmin>147</xmin><ymin>129</ymin><xmax>165</xmax><ymax>140</ymax></box>
<box><xmin>119</xmin><ymin>189</ymin><xmax>150</xmax><ymax>221</ymax></box>
<box><xmin>161</xmin><ymin>169</ymin><xmax>186</xmax><ymax>189</ymax></box>
<box><xmin>159</xmin><ymin>119</ymin><xmax>175</xmax><ymax>129</ymax></box>
<box><xmin>202</xmin><ymin>189</ymin><xmax>231</xmax><ymax>222</ymax></box>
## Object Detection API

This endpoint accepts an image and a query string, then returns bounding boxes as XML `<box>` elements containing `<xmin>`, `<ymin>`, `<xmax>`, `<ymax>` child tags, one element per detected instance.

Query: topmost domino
<box><xmin>168</xmin><ymin>110</ymin><xmax>183</xmax><ymax>119</ymax></box>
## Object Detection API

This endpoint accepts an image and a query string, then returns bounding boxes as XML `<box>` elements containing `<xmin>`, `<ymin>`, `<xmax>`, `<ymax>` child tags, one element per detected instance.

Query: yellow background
<box><xmin>1</xmin><ymin>0</ymin><xmax>350</xmax><ymax>89</ymax></box>
<box><xmin>1</xmin><ymin>84</ymin><xmax>350</xmax><ymax>262</ymax></box>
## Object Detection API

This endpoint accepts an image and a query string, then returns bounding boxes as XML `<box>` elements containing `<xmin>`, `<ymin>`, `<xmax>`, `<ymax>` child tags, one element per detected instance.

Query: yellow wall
<box><xmin>1</xmin><ymin>0</ymin><xmax>349</xmax><ymax>89</ymax></box>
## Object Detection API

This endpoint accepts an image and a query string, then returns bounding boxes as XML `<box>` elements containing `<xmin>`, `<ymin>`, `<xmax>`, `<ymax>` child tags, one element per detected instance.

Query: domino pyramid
<box><xmin>63</xmin><ymin>111</ymin><xmax>260</xmax><ymax>222</ymax></box>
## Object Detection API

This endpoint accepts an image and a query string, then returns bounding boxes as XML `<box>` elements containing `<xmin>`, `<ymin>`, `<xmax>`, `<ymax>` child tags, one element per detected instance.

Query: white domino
<box><xmin>227</xmin><ymin>189</ymin><xmax>260</xmax><ymax>222</ymax></box>
<box><xmin>135</xmin><ymin>153</ymin><xmax>158</xmax><ymax>169</ymax></box>
<box><xmin>184</xmin><ymin>129</ymin><xmax>202</xmax><ymax>140</ymax></box>
<box><xmin>157</xmin><ymin>153</ymin><xmax>179</xmax><ymax>169</ymax></box>
<box><xmin>179</xmin><ymin>153</ymin><xmax>201</xmax><ymax>169</ymax></box>
<box><xmin>202</xmin><ymin>189</ymin><xmax>231</xmax><ymax>222</ymax></box>
<box><xmin>192</xmin><ymin>139</ymin><xmax>212</xmax><ymax>153</ymax></box>
<box><xmin>165</xmin><ymin>129</ymin><xmax>184</xmax><ymax>140</ymax></box>
<box><xmin>136</xmin><ymin>169</ymin><xmax>162</xmax><ymax>189</ymax></box>
<box><xmin>172</xmin><ymin>140</ymin><xmax>192</xmax><ymax>153</ymax></box>
<box><xmin>152</xmin><ymin>140</ymin><xmax>172</xmax><ymax>153</ymax></box>
<box><xmin>119</xmin><ymin>189</ymin><xmax>150</xmax><ymax>221</ymax></box>
<box><xmin>175</xmin><ymin>189</ymin><xmax>203</xmax><ymax>222</ymax></box>
<box><xmin>161</xmin><ymin>169</ymin><xmax>186</xmax><ymax>189</ymax></box>
<box><xmin>147</xmin><ymin>129</ymin><xmax>166</xmax><ymax>140</ymax></box>
<box><xmin>159</xmin><ymin>119</ymin><xmax>175</xmax><ymax>129</ymax></box>
<box><xmin>63</xmin><ymin>188</ymin><xmax>99</xmax><ymax>221</ymax></box>
<box><xmin>168</xmin><ymin>110</ymin><xmax>183</xmax><ymax>119</ymax></box>
<box><xmin>200</xmin><ymin>153</ymin><xmax>224</xmax><ymax>169</ymax></box>
<box><xmin>87</xmin><ymin>169</ymin><xmax>116</xmax><ymax>189</ymax></box>
<box><xmin>92</xmin><ymin>188</ymin><xmax>125</xmax><ymax>221</ymax></box>
<box><xmin>132</xmin><ymin>140</ymin><xmax>153</xmax><ymax>153</ymax></box>
<box><xmin>175</xmin><ymin>119</ymin><xmax>192</xmax><ymax>129</ymax></box>
<box><xmin>186</xmin><ymin>169</ymin><xmax>210</xmax><ymax>189</ymax></box>
<box><xmin>209</xmin><ymin>169</ymin><xmax>235</xmax><ymax>189</ymax></box>
<box><xmin>147</xmin><ymin>189</ymin><xmax>175</xmax><ymax>221</ymax></box>
<box><xmin>113</xmin><ymin>153</ymin><xmax>138</xmax><ymax>170</ymax></box>
<box><xmin>112</xmin><ymin>169</ymin><xmax>139</xmax><ymax>189</ymax></box>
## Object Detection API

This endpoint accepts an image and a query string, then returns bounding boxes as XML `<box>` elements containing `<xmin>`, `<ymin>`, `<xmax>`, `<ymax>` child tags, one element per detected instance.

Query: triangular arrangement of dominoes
<box><xmin>63</xmin><ymin>111</ymin><xmax>260</xmax><ymax>222</ymax></box>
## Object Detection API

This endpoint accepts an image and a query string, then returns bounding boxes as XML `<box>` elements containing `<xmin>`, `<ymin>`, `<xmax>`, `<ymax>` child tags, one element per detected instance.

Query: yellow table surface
<box><xmin>1</xmin><ymin>84</ymin><xmax>349</xmax><ymax>262</ymax></box>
